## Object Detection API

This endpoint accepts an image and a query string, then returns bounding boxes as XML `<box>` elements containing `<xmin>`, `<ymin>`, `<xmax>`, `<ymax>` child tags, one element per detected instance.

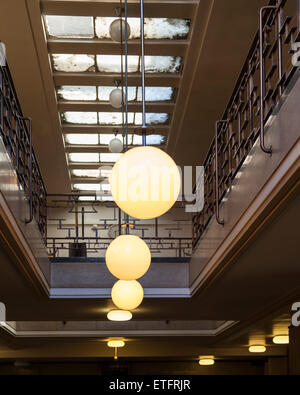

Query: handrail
<box><xmin>192</xmin><ymin>0</ymin><xmax>299</xmax><ymax>247</ymax></box>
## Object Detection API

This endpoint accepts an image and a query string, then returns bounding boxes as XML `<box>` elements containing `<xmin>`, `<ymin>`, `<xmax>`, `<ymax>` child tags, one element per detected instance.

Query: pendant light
<box><xmin>109</xmin><ymin>18</ymin><xmax>131</xmax><ymax>42</ymax></box>
<box><xmin>106</xmin><ymin>234</ymin><xmax>151</xmax><ymax>280</ymax></box>
<box><xmin>111</xmin><ymin>280</ymin><xmax>144</xmax><ymax>310</ymax></box>
<box><xmin>107</xmin><ymin>309</ymin><xmax>132</xmax><ymax>321</ymax></box>
<box><xmin>109</xmin><ymin>0</ymin><xmax>181</xmax><ymax>220</ymax></box>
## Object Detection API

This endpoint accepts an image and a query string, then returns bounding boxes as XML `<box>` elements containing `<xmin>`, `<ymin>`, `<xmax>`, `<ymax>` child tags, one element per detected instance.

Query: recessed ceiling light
<box><xmin>273</xmin><ymin>335</ymin><xmax>289</xmax><ymax>344</ymax></box>
<box><xmin>107</xmin><ymin>340</ymin><xmax>125</xmax><ymax>348</ymax></box>
<box><xmin>249</xmin><ymin>345</ymin><xmax>266</xmax><ymax>353</ymax></box>
<box><xmin>199</xmin><ymin>357</ymin><xmax>215</xmax><ymax>366</ymax></box>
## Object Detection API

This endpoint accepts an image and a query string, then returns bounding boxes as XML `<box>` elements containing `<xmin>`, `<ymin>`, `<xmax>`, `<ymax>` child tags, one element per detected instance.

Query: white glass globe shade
<box><xmin>109</xmin><ymin>18</ymin><xmax>131</xmax><ymax>42</ymax></box>
<box><xmin>249</xmin><ymin>345</ymin><xmax>266</xmax><ymax>353</ymax></box>
<box><xmin>107</xmin><ymin>310</ymin><xmax>132</xmax><ymax>321</ymax></box>
<box><xmin>109</xmin><ymin>137</ymin><xmax>123</xmax><ymax>153</ymax></box>
<box><xmin>106</xmin><ymin>235</ymin><xmax>151</xmax><ymax>280</ymax></box>
<box><xmin>109</xmin><ymin>146</ymin><xmax>181</xmax><ymax>219</ymax></box>
<box><xmin>109</xmin><ymin>88</ymin><xmax>123</xmax><ymax>109</ymax></box>
<box><xmin>111</xmin><ymin>280</ymin><xmax>144</xmax><ymax>310</ymax></box>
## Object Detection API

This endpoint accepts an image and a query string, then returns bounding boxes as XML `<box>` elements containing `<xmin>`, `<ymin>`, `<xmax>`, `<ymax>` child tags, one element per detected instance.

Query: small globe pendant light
<box><xmin>106</xmin><ymin>234</ymin><xmax>151</xmax><ymax>280</ymax></box>
<box><xmin>109</xmin><ymin>88</ymin><xmax>123</xmax><ymax>109</ymax></box>
<box><xmin>109</xmin><ymin>18</ymin><xmax>131</xmax><ymax>42</ymax></box>
<box><xmin>111</xmin><ymin>280</ymin><xmax>144</xmax><ymax>310</ymax></box>
<box><xmin>109</xmin><ymin>136</ymin><xmax>123</xmax><ymax>153</ymax></box>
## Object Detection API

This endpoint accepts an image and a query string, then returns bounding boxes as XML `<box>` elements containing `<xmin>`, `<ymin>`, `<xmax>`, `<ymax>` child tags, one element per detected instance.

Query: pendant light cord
<box><xmin>124</xmin><ymin>0</ymin><xmax>130</xmax><ymax>234</ymax></box>
<box><xmin>140</xmin><ymin>0</ymin><xmax>146</xmax><ymax>146</ymax></box>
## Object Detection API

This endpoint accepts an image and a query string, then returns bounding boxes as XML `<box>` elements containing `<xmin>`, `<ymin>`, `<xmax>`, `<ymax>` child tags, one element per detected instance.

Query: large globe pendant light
<box><xmin>111</xmin><ymin>280</ymin><xmax>144</xmax><ymax>310</ymax></box>
<box><xmin>106</xmin><ymin>235</ymin><xmax>151</xmax><ymax>280</ymax></box>
<box><xmin>110</xmin><ymin>146</ymin><xmax>181</xmax><ymax>219</ymax></box>
<box><xmin>109</xmin><ymin>18</ymin><xmax>131</xmax><ymax>42</ymax></box>
<box><xmin>109</xmin><ymin>0</ymin><xmax>181</xmax><ymax>220</ymax></box>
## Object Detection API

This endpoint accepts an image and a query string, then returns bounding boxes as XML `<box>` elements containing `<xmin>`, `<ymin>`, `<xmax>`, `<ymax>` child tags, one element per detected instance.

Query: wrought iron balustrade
<box><xmin>192</xmin><ymin>0</ymin><xmax>300</xmax><ymax>247</ymax></box>
<box><xmin>0</xmin><ymin>60</ymin><xmax>47</xmax><ymax>240</ymax></box>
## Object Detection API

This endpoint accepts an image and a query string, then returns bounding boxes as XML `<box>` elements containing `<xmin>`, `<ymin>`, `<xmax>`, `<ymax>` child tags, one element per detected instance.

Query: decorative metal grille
<box><xmin>193</xmin><ymin>0</ymin><xmax>300</xmax><ymax>247</ymax></box>
<box><xmin>0</xmin><ymin>63</ymin><xmax>47</xmax><ymax>241</ymax></box>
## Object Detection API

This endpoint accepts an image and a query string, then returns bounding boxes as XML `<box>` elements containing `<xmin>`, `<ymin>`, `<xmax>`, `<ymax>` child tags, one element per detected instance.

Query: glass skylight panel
<box><xmin>68</xmin><ymin>153</ymin><xmax>99</xmax><ymax>163</ymax></box>
<box><xmin>99</xmin><ymin>112</ymin><xmax>134</xmax><ymax>125</ymax></box>
<box><xmin>74</xmin><ymin>183</ymin><xmax>101</xmax><ymax>191</ymax></box>
<box><xmin>132</xmin><ymin>134</ymin><xmax>165</xmax><ymax>145</ymax></box>
<box><xmin>95</xmin><ymin>17</ymin><xmax>140</xmax><ymax>39</ymax></box>
<box><xmin>94</xmin><ymin>17</ymin><xmax>190</xmax><ymax>40</ymax></box>
<box><xmin>144</xmin><ymin>18</ymin><xmax>190</xmax><ymax>40</ymax></box>
<box><xmin>144</xmin><ymin>56</ymin><xmax>182</xmax><ymax>73</ymax></box>
<box><xmin>65</xmin><ymin>134</ymin><xmax>99</xmax><ymax>145</ymax></box>
<box><xmin>63</xmin><ymin>112</ymin><xmax>98</xmax><ymax>124</ymax></box>
<box><xmin>100</xmin><ymin>153</ymin><xmax>122</xmax><ymax>162</ymax></box>
<box><xmin>45</xmin><ymin>16</ymin><xmax>94</xmax><ymax>38</ymax></box>
<box><xmin>72</xmin><ymin>169</ymin><xmax>100</xmax><ymax>178</ymax></box>
<box><xmin>52</xmin><ymin>54</ymin><xmax>95</xmax><ymax>72</ymax></box>
<box><xmin>98</xmin><ymin>86</ymin><xmax>136</xmax><ymax>101</ymax></box>
<box><xmin>99</xmin><ymin>134</ymin><xmax>122</xmax><ymax>145</ymax></box>
<box><xmin>96</xmin><ymin>55</ymin><xmax>139</xmax><ymax>73</ymax></box>
<box><xmin>134</xmin><ymin>113</ymin><xmax>169</xmax><ymax>125</ymax></box>
<box><xmin>58</xmin><ymin>86</ymin><xmax>97</xmax><ymax>101</ymax></box>
<box><xmin>138</xmin><ymin>87</ymin><xmax>173</xmax><ymax>101</ymax></box>
<box><xmin>98</xmin><ymin>166</ymin><xmax>113</xmax><ymax>177</ymax></box>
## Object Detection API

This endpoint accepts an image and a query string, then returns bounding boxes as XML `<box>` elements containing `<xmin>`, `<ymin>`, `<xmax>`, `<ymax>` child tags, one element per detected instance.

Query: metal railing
<box><xmin>193</xmin><ymin>0</ymin><xmax>300</xmax><ymax>247</ymax></box>
<box><xmin>47</xmin><ymin>237</ymin><xmax>192</xmax><ymax>258</ymax></box>
<box><xmin>0</xmin><ymin>61</ymin><xmax>47</xmax><ymax>240</ymax></box>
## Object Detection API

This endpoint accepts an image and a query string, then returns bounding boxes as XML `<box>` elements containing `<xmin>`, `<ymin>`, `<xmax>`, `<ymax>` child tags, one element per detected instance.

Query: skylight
<box><xmin>65</xmin><ymin>134</ymin><xmax>99</xmax><ymax>145</ymax></box>
<box><xmin>98</xmin><ymin>86</ymin><xmax>137</xmax><ymax>101</ymax></box>
<box><xmin>73</xmin><ymin>183</ymin><xmax>111</xmax><ymax>191</ymax></box>
<box><xmin>62</xmin><ymin>112</ymin><xmax>169</xmax><ymax>125</ymax></box>
<box><xmin>68</xmin><ymin>153</ymin><xmax>121</xmax><ymax>163</ymax></box>
<box><xmin>58</xmin><ymin>86</ymin><xmax>97</xmax><ymax>101</ymax></box>
<box><xmin>100</xmin><ymin>153</ymin><xmax>122</xmax><ymax>162</ymax></box>
<box><xmin>52</xmin><ymin>54</ymin><xmax>95</xmax><ymax>72</ymax></box>
<box><xmin>97</xmin><ymin>86</ymin><xmax>173</xmax><ymax>102</ymax></box>
<box><xmin>96</xmin><ymin>55</ymin><xmax>139</xmax><ymax>73</ymax></box>
<box><xmin>45</xmin><ymin>16</ymin><xmax>94</xmax><ymax>38</ymax></box>
<box><xmin>95</xmin><ymin>17</ymin><xmax>190</xmax><ymax>40</ymax></box>
<box><xmin>68</xmin><ymin>153</ymin><xmax>99</xmax><ymax>163</ymax></box>
<box><xmin>63</xmin><ymin>112</ymin><xmax>98</xmax><ymax>124</ymax></box>
<box><xmin>96</xmin><ymin>55</ymin><xmax>182</xmax><ymax>73</ymax></box>
<box><xmin>72</xmin><ymin>169</ymin><xmax>101</xmax><ymax>178</ymax></box>
<box><xmin>144</xmin><ymin>56</ymin><xmax>181</xmax><ymax>73</ymax></box>
<box><xmin>98</xmin><ymin>112</ymin><xmax>134</xmax><ymax>125</ymax></box>
<box><xmin>45</xmin><ymin>16</ymin><xmax>190</xmax><ymax>40</ymax></box>
<box><xmin>137</xmin><ymin>87</ymin><xmax>173</xmax><ymax>101</ymax></box>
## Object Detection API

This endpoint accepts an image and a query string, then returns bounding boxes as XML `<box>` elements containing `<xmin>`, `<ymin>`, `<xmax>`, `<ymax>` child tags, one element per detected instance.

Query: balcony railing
<box><xmin>0</xmin><ymin>60</ymin><xmax>47</xmax><ymax>240</ymax></box>
<box><xmin>192</xmin><ymin>0</ymin><xmax>300</xmax><ymax>247</ymax></box>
